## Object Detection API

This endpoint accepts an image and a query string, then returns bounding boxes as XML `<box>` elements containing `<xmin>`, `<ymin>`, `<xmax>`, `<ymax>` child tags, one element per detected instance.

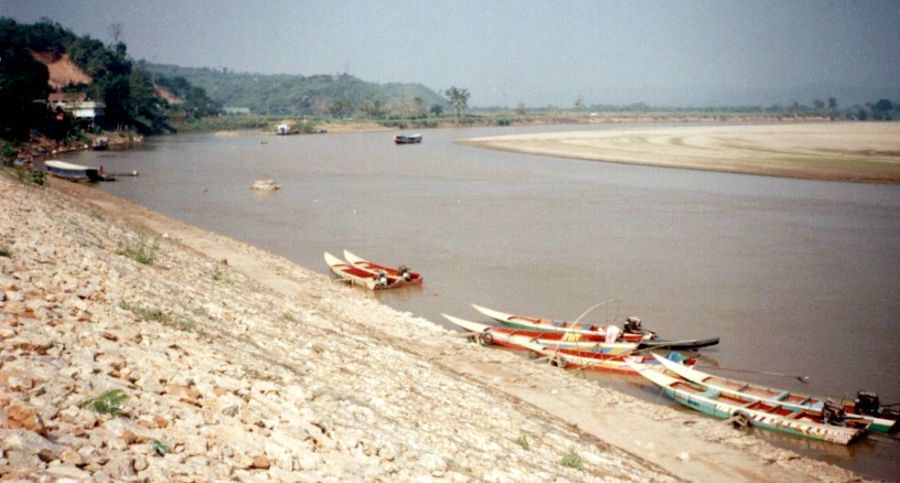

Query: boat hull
<box><xmin>631</xmin><ymin>361</ymin><xmax>867</xmax><ymax>445</ymax></box>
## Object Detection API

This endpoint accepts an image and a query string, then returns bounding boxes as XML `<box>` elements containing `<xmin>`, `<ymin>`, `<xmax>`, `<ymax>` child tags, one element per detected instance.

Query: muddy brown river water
<box><xmin>63</xmin><ymin>124</ymin><xmax>900</xmax><ymax>479</ymax></box>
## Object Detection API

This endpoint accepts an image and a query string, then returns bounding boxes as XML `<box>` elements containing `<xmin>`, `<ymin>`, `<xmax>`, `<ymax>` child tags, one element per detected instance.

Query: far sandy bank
<box><xmin>461</xmin><ymin>122</ymin><xmax>900</xmax><ymax>184</ymax></box>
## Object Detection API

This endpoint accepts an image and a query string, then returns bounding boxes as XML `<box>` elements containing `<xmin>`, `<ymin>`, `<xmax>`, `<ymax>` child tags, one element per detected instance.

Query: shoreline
<box><xmin>460</xmin><ymin>121</ymin><xmax>900</xmax><ymax>184</ymax></box>
<box><xmin>0</xmin><ymin>174</ymin><xmax>863</xmax><ymax>480</ymax></box>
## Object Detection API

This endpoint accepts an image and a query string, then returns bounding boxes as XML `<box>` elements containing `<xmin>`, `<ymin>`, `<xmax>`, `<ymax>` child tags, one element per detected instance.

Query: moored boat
<box><xmin>442</xmin><ymin>313</ymin><xmax>683</xmax><ymax>375</ymax></box>
<box><xmin>343</xmin><ymin>250</ymin><xmax>423</xmax><ymax>285</ymax></box>
<box><xmin>652</xmin><ymin>354</ymin><xmax>896</xmax><ymax>433</ymax></box>
<box><xmin>324</xmin><ymin>252</ymin><xmax>403</xmax><ymax>290</ymax></box>
<box><xmin>43</xmin><ymin>160</ymin><xmax>103</xmax><ymax>182</ymax></box>
<box><xmin>471</xmin><ymin>304</ymin><xmax>719</xmax><ymax>350</ymax></box>
<box><xmin>629</xmin><ymin>360</ymin><xmax>869</xmax><ymax>445</ymax></box>
<box><xmin>393</xmin><ymin>133</ymin><xmax>422</xmax><ymax>144</ymax></box>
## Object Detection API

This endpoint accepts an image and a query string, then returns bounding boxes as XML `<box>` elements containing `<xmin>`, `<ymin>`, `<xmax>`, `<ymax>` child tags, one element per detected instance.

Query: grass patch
<box><xmin>88</xmin><ymin>209</ymin><xmax>104</xmax><ymax>220</ymax></box>
<box><xmin>79</xmin><ymin>389</ymin><xmax>128</xmax><ymax>416</ymax></box>
<box><xmin>116</xmin><ymin>232</ymin><xmax>158</xmax><ymax>266</ymax></box>
<box><xmin>119</xmin><ymin>300</ymin><xmax>170</xmax><ymax>323</ymax></box>
<box><xmin>282</xmin><ymin>312</ymin><xmax>295</xmax><ymax>322</ymax></box>
<box><xmin>513</xmin><ymin>434</ymin><xmax>530</xmax><ymax>450</ymax></box>
<box><xmin>560</xmin><ymin>447</ymin><xmax>583</xmax><ymax>470</ymax></box>
<box><xmin>212</xmin><ymin>266</ymin><xmax>224</xmax><ymax>281</ymax></box>
<box><xmin>119</xmin><ymin>300</ymin><xmax>197</xmax><ymax>332</ymax></box>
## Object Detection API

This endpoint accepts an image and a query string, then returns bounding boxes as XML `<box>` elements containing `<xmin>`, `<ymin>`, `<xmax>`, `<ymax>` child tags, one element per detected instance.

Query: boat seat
<box><xmin>774</xmin><ymin>391</ymin><xmax>791</xmax><ymax>401</ymax></box>
<box><xmin>737</xmin><ymin>383</ymin><xmax>751</xmax><ymax>392</ymax></box>
<box><xmin>785</xmin><ymin>409</ymin><xmax>804</xmax><ymax>419</ymax></box>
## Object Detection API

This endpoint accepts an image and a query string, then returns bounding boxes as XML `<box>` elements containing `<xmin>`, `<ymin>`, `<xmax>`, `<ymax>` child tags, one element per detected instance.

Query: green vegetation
<box><xmin>0</xmin><ymin>17</ymin><xmax>218</xmax><ymax>142</ymax></box>
<box><xmin>212</xmin><ymin>266</ymin><xmax>224</xmax><ymax>281</ymax></box>
<box><xmin>88</xmin><ymin>209</ymin><xmax>103</xmax><ymax>220</ymax></box>
<box><xmin>116</xmin><ymin>232</ymin><xmax>158</xmax><ymax>266</ymax></box>
<box><xmin>119</xmin><ymin>299</ymin><xmax>198</xmax><ymax>332</ymax></box>
<box><xmin>119</xmin><ymin>300</ymin><xmax>169</xmax><ymax>323</ymax></box>
<box><xmin>513</xmin><ymin>434</ymin><xmax>530</xmax><ymax>450</ymax></box>
<box><xmin>141</xmin><ymin>62</ymin><xmax>447</xmax><ymax>118</ymax></box>
<box><xmin>282</xmin><ymin>312</ymin><xmax>295</xmax><ymax>322</ymax></box>
<box><xmin>79</xmin><ymin>389</ymin><xmax>128</xmax><ymax>416</ymax></box>
<box><xmin>150</xmin><ymin>438</ymin><xmax>169</xmax><ymax>456</ymax></box>
<box><xmin>560</xmin><ymin>447</ymin><xmax>583</xmax><ymax>470</ymax></box>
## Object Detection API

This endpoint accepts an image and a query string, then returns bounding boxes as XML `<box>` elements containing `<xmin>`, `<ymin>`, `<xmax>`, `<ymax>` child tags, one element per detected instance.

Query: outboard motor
<box><xmin>823</xmin><ymin>399</ymin><xmax>846</xmax><ymax>426</ymax></box>
<box><xmin>624</xmin><ymin>316</ymin><xmax>642</xmax><ymax>334</ymax></box>
<box><xmin>398</xmin><ymin>265</ymin><xmax>412</xmax><ymax>282</ymax></box>
<box><xmin>855</xmin><ymin>391</ymin><xmax>881</xmax><ymax>416</ymax></box>
<box><xmin>376</xmin><ymin>271</ymin><xmax>390</xmax><ymax>287</ymax></box>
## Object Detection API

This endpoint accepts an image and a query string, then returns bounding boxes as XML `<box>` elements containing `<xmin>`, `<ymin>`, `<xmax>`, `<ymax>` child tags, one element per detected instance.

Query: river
<box><xmin>63</xmin><ymin>124</ymin><xmax>900</xmax><ymax>479</ymax></box>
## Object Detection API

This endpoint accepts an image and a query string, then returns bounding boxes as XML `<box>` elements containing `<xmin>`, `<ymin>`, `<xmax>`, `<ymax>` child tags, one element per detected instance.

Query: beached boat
<box><xmin>343</xmin><ymin>250</ymin><xmax>423</xmax><ymax>285</ymax></box>
<box><xmin>442</xmin><ymin>313</ymin><xmax>682</xmax><ymax>375</ymax></box>
<box><xmin>629</xmin><ymin>360</ymin><xmax>869</xmax><ymax>445</ymax></box>
<box><xmin>471</xmin><ymin>304</ymin><xmax>719</xmax><ymax>350</ymax></box>
<box><xmin>393</xmin><ymin>133</ymin><xmax>422</xmax><ymax>144</ymax></box>
<box><xmin>652</xmin><ymin>354</ymin><xmax>896</xmax><ymax>433</ymax></box>
<box><xmin>324</xmin><ymin>252</ymin><xmax>404</xmax><ymax>290</ymax></box>
<box><xmin>43</xmin><ymin>160</ymin><xmax>103</xmax><ymax>182</ymax></box>
<box><xmin>443</xmin><ymin>314</ymin><xmax>637</xmax><ymax>354</ymax></box>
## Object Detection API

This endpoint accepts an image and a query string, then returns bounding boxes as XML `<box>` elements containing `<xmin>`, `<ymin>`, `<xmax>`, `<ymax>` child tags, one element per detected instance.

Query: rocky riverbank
<box><xmin>1</xmin><ymin>174</ymin><xmax>863</xmax><ymax>481</ymax></box>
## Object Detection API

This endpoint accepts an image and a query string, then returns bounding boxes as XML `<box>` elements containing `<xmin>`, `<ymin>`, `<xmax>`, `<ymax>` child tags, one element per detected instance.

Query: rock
<box><xmin>251</xmin><ymin>454</ymin><xmax>270</xmax><ymax>469</ymax></box>
<box><xmin>46</xmin><ymin>462</ymin><xmax>91</xmax><ymax>479</ymax></box>
<box><xmin>4</xmin><ymin>401</ymin><xmax>46</xmax><ymax>434</ymax></box>
<box><xmin>251</xmin><ymin>177</ymin><xmax>280</xmax><ymax>192</ymax></box>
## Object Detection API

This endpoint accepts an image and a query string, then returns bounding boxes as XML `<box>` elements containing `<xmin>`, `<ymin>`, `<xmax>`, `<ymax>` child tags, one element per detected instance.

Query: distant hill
<box><xmin>139</xmin><ymin>62</ymin><xmax>448</xmax><ymax>116</ymax></box>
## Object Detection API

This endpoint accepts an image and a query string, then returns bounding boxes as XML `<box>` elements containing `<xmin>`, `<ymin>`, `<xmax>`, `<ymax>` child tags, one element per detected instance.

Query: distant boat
<box><xmin>43</xmin><ymin>160</ymin><xmax>114</xmax><ymax>182</ymax></box>
<box><xmin>393</xmin><ymin>133</ymin><xmax>422</xmax><ymax>144</ymax></box>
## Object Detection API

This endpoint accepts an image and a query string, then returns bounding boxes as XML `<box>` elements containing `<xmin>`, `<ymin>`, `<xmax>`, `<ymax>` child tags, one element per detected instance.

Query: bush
<box><xmin>116</xmin><ymin>232</ymin><xmax>158</xmax><ymax>265</ymax></box>
<box><xmin>79</xmin><ymin>389</ymin><xmax>128</xmax><ymax>416</ymax></box>
<box><xmin>561</xmin><ymin>447</ymin><xmax>583</xmax><ymax>470</ymax></box>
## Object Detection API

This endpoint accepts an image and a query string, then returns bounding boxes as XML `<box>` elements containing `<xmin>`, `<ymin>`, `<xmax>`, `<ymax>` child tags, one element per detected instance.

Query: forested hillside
<box><xmin>141</xmin><ymin>62</ymin><xmax>447</xmax><ymax>117</ymax></box>
<box><xmin>0</xmin><ymin>18</ymin><xmax>218</xmax><ymax>140</ymax></box>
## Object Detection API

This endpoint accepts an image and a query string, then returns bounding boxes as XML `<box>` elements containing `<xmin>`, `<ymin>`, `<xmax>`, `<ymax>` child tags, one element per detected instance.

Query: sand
<box><xmin>461</xmin><ymin>122</ymin><xmax>900</xmax><ymax>183</ymax></box>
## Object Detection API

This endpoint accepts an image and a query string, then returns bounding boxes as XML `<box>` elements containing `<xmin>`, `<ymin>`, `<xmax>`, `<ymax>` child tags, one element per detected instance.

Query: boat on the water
<box><xmin>43</xmin><ymin>160</ymin><xmax>104</xmax><ymax>182</ymax></box>
<box><xmin>324</xmin><ymin>252</ymin><xmax>404</xmax><ymax>290</ymax></box>
<box><xmin>652</xmin><ymin>354</ymin><xmax>896</xmax><ymax>433</ymax></box>
<box><xmin>393</xmin><ymin>133</ymin><xmax>422</xmax><ymax>144</ymax></box>
<box><xmin>442</xmin><ymin>313</ymin><xmax>686</xmax><ymax>375</ymax></box>
<box><xmin>471</xmin><ymin>304</ymin><xmax>719</xmax><ymax>350</ymax></box>
<box><xmin>343</xmin><ymin>250</ymin><xmax>423</xmax><ymax>285</ymax></box>
<box><xmin>629</xmin><ymin>359</ymin><xmax>869</xmax><ymax>445</ymax></box>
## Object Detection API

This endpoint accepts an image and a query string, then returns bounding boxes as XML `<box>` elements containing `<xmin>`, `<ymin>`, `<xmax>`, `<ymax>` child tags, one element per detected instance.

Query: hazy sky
<box><xmin>4</xmin><ymin>0</ymin><xmax>899</xmax><ymax>107</ymax></box>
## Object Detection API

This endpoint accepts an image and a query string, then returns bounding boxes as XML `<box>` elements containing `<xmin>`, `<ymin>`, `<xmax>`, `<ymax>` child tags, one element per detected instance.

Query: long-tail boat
<box><xmin>628</xmin><ymin>360</ymin><xmax>869</xmax><ymax>445</ymax></box>
<box><xmin>471</xmin><ymin>304</ymin><xmax>719</xmax><ymax>350</ymax></box>
<box><xmin>653</xmin><ymin>354</ymin><xmax>896</xmax><ymax>433</ymax></box>
<box><xmin>442</xmin><ymin>313</ymin><xmax>686</xmax><ymax>375</ymax></box>
<box><xmin>324</xmin><ymin>252</ymin><xmax>404</xmax><ymax>290</ymax></box>
<box><xmin>343</xmin><ymin>250</ymin><xmax>423</xmax><ymax>285</ymax></box>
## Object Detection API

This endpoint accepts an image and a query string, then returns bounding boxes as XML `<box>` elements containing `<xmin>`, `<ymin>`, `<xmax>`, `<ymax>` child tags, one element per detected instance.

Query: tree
<box><xmin>813</xmin><ymin>99</ymin><xmax>825</xmax><ymax>111</ymax></box>
<box><xmin>827</xmin><ymin>97</ymin><xmax>837</xmax><ymax>110</ymax></box>
<box><xmin>873</xmin><ymin>99</ymin><xmax>894</xmax><ymax>120</ymax></box>
<box><xmin>444</xmin><ymin>87</ymin><xmax>470</xmax><ymax>123</ymax></box>
<box><xmin>429</xmin><ymin>104</ymin><xmax>444</xmax><ymax>116</ymax></box>
<box><xmin>574</xmin><ymin>95</ymin><xmax>585</xmax><ymax>111</ymax></box>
